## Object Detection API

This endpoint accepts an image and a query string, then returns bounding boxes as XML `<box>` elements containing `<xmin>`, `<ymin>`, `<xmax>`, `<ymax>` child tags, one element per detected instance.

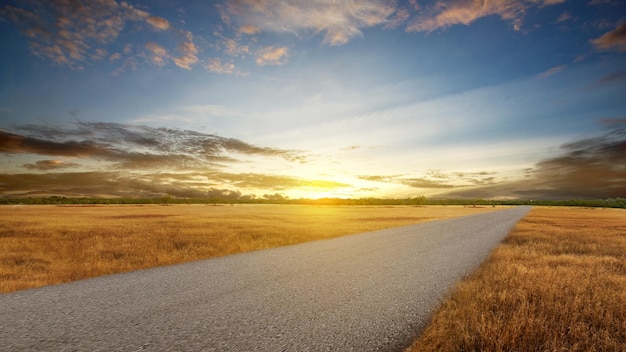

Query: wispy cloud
<box><xmin>438</xmin><ymin>123</ymin><xmax>626</xmax><ymax>199</ymax></box>
<box><xmin>556</xmin><ymin>12</ymin><xmax>573</xmax><ymax>23</ymax></box>
<box><xmin>204</xmin><ymin>58</ymin><xmax>248</xmax><ymax>76</ymax></box>
<box><xmin>22</xmin><ymin>160</ymin><xmax>81</xmax><ymax>171</ymax></box>
<box><xmin>358</xmin><ymin>170</ymin><xmax>497</xmax><ymax>190</ymax></box>
<box><xmin>2</xmin><ymin>123</ymin><xmax>300</xmax><ymax>170</ymax></box>
<box><xmin>592</xmin><ymin>23</ymin><xmax>626</xmax><ymax>51</ymax></box>
<box><xmin>0</xmin><ymin>0</ymin><xmax>198</xmax><ymax>70</ymax></box>
<box><xmin>217</xmin><ymin>0</ymin><xmax>396</xmax><ymax>46</ymax></box>
<box><xmin>406</xmin><ymin>0</ymin><xmax>565</xmax><ymax>32</ymax></box>
<box><xmin>146</xmin><ymin>16</ymin><xmax>170</xmax><ymax>30</ymax></box>
<box><xmin>173</xmin><ymin>42</ymin><xmax>199</xmax><ymax>70</ymax></box>
<box><xmin>537</xmin><ymin>65</ymin><xmax>566</xmax><ymax>79</ymax></box>
<box><xmin>255</xmin><ymin>46</ymin><xmax>289</xmax><ymax>66</ymax></box>
<box><xmin>587</xmin><ymin>70</ymin><xmax>626</xmax><ymax>89</ymax></box>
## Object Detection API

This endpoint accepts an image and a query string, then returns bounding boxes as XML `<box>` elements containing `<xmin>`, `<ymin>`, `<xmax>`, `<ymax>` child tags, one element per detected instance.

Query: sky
<box><xmin>0</xmin><ymin>0</ymin><xmax>625</xmax><ymax>200</ymax></box>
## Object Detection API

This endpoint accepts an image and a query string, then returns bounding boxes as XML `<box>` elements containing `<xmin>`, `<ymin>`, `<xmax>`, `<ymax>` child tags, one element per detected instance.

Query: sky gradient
<box><xmin>1</xmin><ymin>0</ymin><xmax>625</xmax><ymax>200</ymax></box>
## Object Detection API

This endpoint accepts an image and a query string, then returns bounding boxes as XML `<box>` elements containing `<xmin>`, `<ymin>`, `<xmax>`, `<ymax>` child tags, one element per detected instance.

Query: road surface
<box><xmin>1</xmin><ymin>206</ymin><xmax>530</xmax><ymax>351</ymax></box>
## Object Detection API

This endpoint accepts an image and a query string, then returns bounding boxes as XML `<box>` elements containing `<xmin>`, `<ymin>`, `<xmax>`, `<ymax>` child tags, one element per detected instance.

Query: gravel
<box><xmin>0</xmin><ymin>206</ymin><xmax>530</xmax><ymax>351</ymax></box>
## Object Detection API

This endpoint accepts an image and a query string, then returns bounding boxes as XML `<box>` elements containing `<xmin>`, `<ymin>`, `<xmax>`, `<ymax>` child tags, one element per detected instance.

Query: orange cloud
<box><xmin>592</xmin><ymin>23</ymin><xmax>626</xmax><ymax>51</ymax></box>
<box><xmin>1</xmin><ymin>1</ymin><xmax>198</xmax><ymax>71</ymax></box>
<box><xmin>239</xmin><ymin>25</ymin><xmax>261</xmax><ymax>35</ymax></box>
<box><xmin>146</xmin><ymin>16</ymin><xmax>170</xmax><ymax>30</ymax></box>
<box><xmin>406</xmin><ymin>0</ymin><xmax>564</xmax><ymax>32</ymax></box>
<box><xmin>145</xmin><ymin>42</ymin><xmax>168</xmax><ymax>66</ymax></box>
<box><xmin>205</xmin><ymin>58</ymin><xmax>247</xmax><ymax>76</ymax></box>
<box><xmin>219</xmin><ymin>0</ymin><xmax>396</xmax><ymax>45</ymax></box>
<box><xmin>255</xmin><ymin>46</ymin><xmax>288</xmax><ymax>65</ymax></box>
<box><xmin>173</xmin><ymin>42</ymin><xmax>199</xmax><ymax>70</ymax></box>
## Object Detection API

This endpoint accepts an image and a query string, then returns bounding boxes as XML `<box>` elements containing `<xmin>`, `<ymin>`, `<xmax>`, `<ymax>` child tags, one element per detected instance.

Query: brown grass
<box><xmin>0</xmin><ymin>204</ymin><xmax>497</xmax><ymax>293</ymax></box>
<box><xmin>407</xmin><ymin>207</ymin><xmax>626</xmax><ymax>352</ymax></box>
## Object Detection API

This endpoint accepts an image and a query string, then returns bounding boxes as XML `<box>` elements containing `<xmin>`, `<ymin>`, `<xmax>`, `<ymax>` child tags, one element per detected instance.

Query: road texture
<box><xmin>1</xmin><ymin>206</ymin><xmax>530</xmax><ymax>351</ymax></box>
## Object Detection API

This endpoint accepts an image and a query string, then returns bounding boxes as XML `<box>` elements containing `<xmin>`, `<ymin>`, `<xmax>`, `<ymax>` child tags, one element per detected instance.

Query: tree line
<box><xmin>1</xmin><ymin>196</ymin><xmax>624</xmax><ymax>208</ymax></box>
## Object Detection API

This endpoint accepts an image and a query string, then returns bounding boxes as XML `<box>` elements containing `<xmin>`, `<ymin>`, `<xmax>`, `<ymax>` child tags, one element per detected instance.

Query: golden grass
<box><xmin>407</xmin><ymin>207</ymin><xmax>626</xmax><ymax>352</ymax></box>
<box><xmin>0</xmin><ymin>204</ymin><xmax>497</xmax><ymax>293</ymax></box>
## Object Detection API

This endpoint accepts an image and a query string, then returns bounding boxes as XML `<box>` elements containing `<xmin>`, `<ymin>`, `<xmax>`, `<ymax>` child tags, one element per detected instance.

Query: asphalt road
<box><xmin>1</xmin><ymin>206</ymin><xmax>530</xmax><ymax>352</ymax></box>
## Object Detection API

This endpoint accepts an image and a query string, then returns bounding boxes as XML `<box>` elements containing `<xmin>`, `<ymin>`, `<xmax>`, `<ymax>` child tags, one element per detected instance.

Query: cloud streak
<box><xmin>22</xmin><ymin>160</ymin><xmax>81</xmax><ymax>171</ymax></box>
<box><xmin>406</xmin><ymin>0</ymin><xmax>565</xmax><ymax>32</ymax></box>
<box><xmin>2</xmin><ymin>123</ymin><xmax>300</xmax><ymax>170</ymax></box>
<box><xmin>437</xmin><ymin>123</ymin><xmax>626</xmax><ymax>199</ymax></box>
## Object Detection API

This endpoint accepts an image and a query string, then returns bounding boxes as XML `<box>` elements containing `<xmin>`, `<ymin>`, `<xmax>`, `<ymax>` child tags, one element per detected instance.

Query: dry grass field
<box><xmin>0</xmin><ymin>204</ymin><xmax>497</xmax><ymax>293</ymax></box>
<box><xmin>407</xmin><ymin>207</ymin><xmax>626</xmax><ymax>352</ymax></box>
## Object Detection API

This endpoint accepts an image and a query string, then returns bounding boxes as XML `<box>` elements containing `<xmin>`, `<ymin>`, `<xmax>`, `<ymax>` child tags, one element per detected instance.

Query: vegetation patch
<box><xmin>407</xmin><ymin>207</ymin><xmax>626</xmax><ymax>352</ymax></box>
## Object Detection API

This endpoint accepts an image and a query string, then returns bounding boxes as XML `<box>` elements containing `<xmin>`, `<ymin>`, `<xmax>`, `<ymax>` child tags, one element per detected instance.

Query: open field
<box><xmin>0</xmin><ymin>204</ymin><xmax>498</xmax><ymax>293</ymax></box>
<box><xmin>407</xmin><ymin>206</ymin><xmax>626</xmax><ymax>352</ymax></box>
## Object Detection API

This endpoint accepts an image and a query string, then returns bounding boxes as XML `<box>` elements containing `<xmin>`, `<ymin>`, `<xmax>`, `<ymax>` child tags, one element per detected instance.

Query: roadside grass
<box><xmin>407</xmin><ymin>207</ymin><xmax>626</xmax><ymax>352</ymax></box>
<box><xmin>0</xmin><ymin>204</ymin><xmax>497</xmax><ymax>293</ymax></box>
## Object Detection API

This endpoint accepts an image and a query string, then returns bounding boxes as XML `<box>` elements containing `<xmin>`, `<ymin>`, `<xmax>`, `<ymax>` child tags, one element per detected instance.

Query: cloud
<box><xmin>173</xmin><ymin>42</ymin><xmax>199</xmax><ymax>70</ymax></box>
<box><xmin>438</xmin><ymin>124</ymin><xmax>626</xmax><ymax>199</ymax></box>
<box><xmin>0</xmin><ymin>1</ymin><xmax>126</xmax><ymax>68</ymax></box>
<box><xmin>239</xmin><ymin>25</ymin><xmax>261</xmax><ymax>35</ymax></box>
<box><xmin>218</xmin><ymin>0</ymin><xmax>396</xmax><ymax>45</ymax></box>
<box><xmin>592</xmin><ymin>23</ymin><xmax>626</xmax><ymax>51</ymax></box>
<box><xmin>406</xmin><ymin>0</ymin><xmax>565</xmax><ymax>32</ymax></box>
<box><xmin>255</xmin><ymin>46</ymin><xmax>289</xmax><ymax>65</ymax></box>
<box><xmin>22</xmin><ymin>160</ymin><xmax>81</xmax><ymax>171</ymax></box>
<box><xmin>590</xmin><ymin>70</ymin><xmax>626</xmax><ymax>88</ymax></box>
<box><xmin>146</xmin><ymin>16</ymin><xmax>170</xmax><ymax>30</ymax></box>
<box><xmin>0</xmin><ymin>123</ymin><xmax>342</xmax><ymax>198</ymax></box>
<box><xmin>537</xmin><ymin>65</ymin><xmax>566</xmax><ymax>79</ymax></box>
<box><xmin>358</xmin><ymin>171</ymin><xmax>497</xmax><ymax>190</ymax></box>
<box><xmin>0</xmin><ymin>1</ymin><xmax>198</xmax><ymax>70</ymax></box>
<box><xmin>3</xmin><ymin>122</ymin><xmax>300</xmax><ymax>171</ymax></box>
<box><xmin>0</xmin><ymin>129</ymin><xmax>106</xmax><ymax>157</ymax></box>
<box><xmin>145</xmin><ymin>42</ymin><xmax>169</xmax><ymax>66</ymax></box>
<box><xmin>556</xmin><ymin>12</ymin><xmax>573</xmax><ymax>23</ymax></box>
<box><xmin>223</xmin><ymin>38</ymin><xmax>250</xmax><ymax>57</ymax></box>
<box><xmin>204</xmin><ymin>58</ymin><xmax>248</xmax><ymax>76</ymax></box>
<box><xmin>0</xmin><ymin>170</ymin><xmax>347</xmax><ymax>199</ymax></box>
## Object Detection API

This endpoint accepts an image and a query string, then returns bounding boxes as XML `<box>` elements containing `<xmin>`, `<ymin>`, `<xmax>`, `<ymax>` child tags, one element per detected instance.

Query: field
<box><xmin>407</xmin><ymin>207</ymin><xmax>626</xmax><ymax>351</ymax></box>
<box><xmin>0</xmin><ymin>204</ymin><xmax>497</xmax><ymax>293</ymax></box>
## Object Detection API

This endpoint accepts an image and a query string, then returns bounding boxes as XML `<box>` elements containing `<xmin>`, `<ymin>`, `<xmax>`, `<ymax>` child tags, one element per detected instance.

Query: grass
<box><xmin>0</xmin><ymin>204</ymin><xmax>497</xmax><ymax>293</ymax></box>
<box><xmin>407</xmin><ymin>207</ymin><xmax>626</xmax><ymax>352</ymax></box>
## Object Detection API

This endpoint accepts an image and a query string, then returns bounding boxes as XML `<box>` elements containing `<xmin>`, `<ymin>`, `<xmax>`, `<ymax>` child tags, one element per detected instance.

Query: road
<box><xmin>1</xmin><ymin>206</ymin><xmax>530</xmax><ymax>351</ymax></box>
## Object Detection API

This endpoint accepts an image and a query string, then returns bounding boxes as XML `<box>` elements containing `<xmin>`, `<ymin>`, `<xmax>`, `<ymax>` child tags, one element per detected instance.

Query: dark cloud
<box><xmin>399</xmin><ymin>178</ymin><xmax>456</xmax><ymax>189</ymax></box>
<box><xmin>592</xmin><ymin>22</ymin><xmax>626</xmax><ymax>51</ymax></box>
<box><xmin>359</xmin><ymin>170</ymin><xmax>496</xmax><ymax>189</ymax></box>
<box><xmin>438</xmin><ymin>124</ymin><xmax>626</xmax><ymax>199</ymax></box>
<box><xmin>359</xmin><ymin>174</ymin><xmax>456</xmax><ymax>189</ymax></box>
<box><xmin>591</xmin><ymin>71</ymin><xmax>626</xmax><ymax>88</ymax></box>
<box><xmin>0</xmin><ymin>172</ymin><xmax>239</xmax><ymax>198</ymax></box>
<box><xmin>0</xmin><ymin>129</ymin><xmax>106</xmax><ymax>157</ymax></box>
<box><xmin>4</xmin><ymin>122</ymin><xmax>300</xmax><ymax>171</ymax></box>
<box><xmin>23</xmin><ymin>160</ymin><xmax>81</xmax><ymax>171</ymax></box>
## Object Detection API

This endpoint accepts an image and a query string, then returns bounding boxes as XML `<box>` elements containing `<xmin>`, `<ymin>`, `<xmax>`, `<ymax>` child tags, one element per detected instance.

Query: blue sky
<box><xmin>1</xmin><ymin>0</ymin><xmax>625</xmax><ymax>200</ymax></box>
